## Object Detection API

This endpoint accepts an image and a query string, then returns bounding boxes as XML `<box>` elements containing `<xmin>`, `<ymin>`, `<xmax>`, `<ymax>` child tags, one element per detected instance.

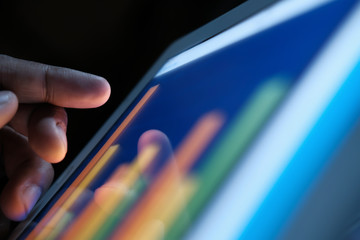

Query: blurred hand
<box><xmin>0</xmin><ymin>55</ymin><xmax>110</xmax><ymax>227</ymax></box>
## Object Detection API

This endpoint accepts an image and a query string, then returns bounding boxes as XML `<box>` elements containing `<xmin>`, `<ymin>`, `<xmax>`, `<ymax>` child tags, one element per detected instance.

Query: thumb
<box><xmin>0</xmin><ymin>91</ymin><xmax>18</xmax><ymax>128</ymax></box>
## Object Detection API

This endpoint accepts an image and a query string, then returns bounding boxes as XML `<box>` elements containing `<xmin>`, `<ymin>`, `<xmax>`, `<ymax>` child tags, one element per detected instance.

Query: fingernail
<box><xmin>56</xmin><ymin>120</ymin><xmax>67</xmax><ymax>133</ymax></box>
<box><xmin>23</xmin><ymin>185</ymin><xmax>42</xmax><ymax>217</ymax></box>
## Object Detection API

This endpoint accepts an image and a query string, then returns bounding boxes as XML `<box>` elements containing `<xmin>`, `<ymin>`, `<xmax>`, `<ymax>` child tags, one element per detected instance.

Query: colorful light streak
<box><xmin>138</xmin><ymin>177</ymin><xmax>197</xmax><ymax>240</ymax></box>
<box><xmin>91</xmin><ymin>178</ymin><xmax>148</xmax><ymax>239</ymax></box>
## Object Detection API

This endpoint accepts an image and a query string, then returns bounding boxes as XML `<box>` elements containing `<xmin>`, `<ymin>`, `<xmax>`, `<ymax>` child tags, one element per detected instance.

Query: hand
<box><xmin>0</xmin><ymin>55</ymin><xmax>110</xmax><ymax>227</ymax></box>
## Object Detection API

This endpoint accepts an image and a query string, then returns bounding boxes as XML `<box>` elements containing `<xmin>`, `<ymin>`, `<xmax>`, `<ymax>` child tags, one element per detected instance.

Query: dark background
<box><xmin>0</xmin><ymin>0</ymin><xmax>245</xmax><ymax>178</ymax></box>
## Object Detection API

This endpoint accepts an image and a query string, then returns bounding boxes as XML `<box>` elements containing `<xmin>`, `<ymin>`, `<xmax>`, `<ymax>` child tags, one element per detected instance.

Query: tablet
<box><xmin>11</xmin><ymin>0</ymin><xmax>360</xmax><ymax>239</ymax></box>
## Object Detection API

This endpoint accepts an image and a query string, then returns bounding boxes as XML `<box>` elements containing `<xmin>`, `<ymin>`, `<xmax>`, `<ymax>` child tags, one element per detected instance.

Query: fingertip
<box><xmin>1</xmin><ymin>184</ymin><xmax>42</xmax><ymax>221</ymax></box>
<box><xmin>71</xmin><ymin>74</ymin><xmax>111</xmax><ymax>108</ymax></box>
<box><xmin>59</xmin><ymin>71</ymin><xmax>111</xmax><ymax>108</ymax></box>
<box><xmin>0</xmin><ymin>91</ymin><xmax>18</xmax><ymax>128</ymax></box>
<box><xmin>22</xmin><ymin>185</ymin><xmax>42</xmax><ymax>218</ymax></box>
<box><xmin>29</xmin><ymin>106</ymin><xmax>68</xmax><ymax>163</ymax></box>
<box><xmin>30</xmin><ymin>120</ymin><xmax>67</xmax><ymax>164</ymax></box>
<box><xmin>0</xmin><ymin>184</ymin><xmax>25</xmax><ymax>221</ymax></box>
<box><xmin>91</xmin><ymin>75</ymin><xmax>111</xmax><ymax>107</ymax></box>
<box><xmin>0</xmin><ymin>159</ymin><xmax>53</xmax><ymax>221</ymax></box>
<box><xmin>82</xmin><ymin>74</ymin><xmax>111</xmax><ymax>108</ymax></box>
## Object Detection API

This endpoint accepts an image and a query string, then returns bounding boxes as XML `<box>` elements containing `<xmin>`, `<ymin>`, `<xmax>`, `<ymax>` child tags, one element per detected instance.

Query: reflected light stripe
<box><xmin>92</xmin><ymin>178</ymin><xmax>148</xmax><ymax>239</ymax></box>
<box><xmin>32</xmin><ymin>145</ymin><xmax>119</xmax><ymax>240</ymax></box>
<box><xmin>139</xmin><ymin>178</ymin><xmax>197</xmax><ymax>240</ymax></box>
<box><xmin>110</xmin><ymin>111</ymin><xmax>224</xmax><ymax>240</ymax></box>
<box><xmin>26</xmin><ymin>85</ymin><xmax>158</xmax><ymax>239</ymax></box>
<box><xmin>172</xmin><ymin>79</ymin><xmax>288</xmax><ymax>239</ymax></box>
<box><xmin>61</xmin><ymin>144</ymin><xmax>160</xmax><ymax>240</ymax></box>
<box><xmin>46</xmin><ymin>211</ymin><xmax>74</xmax><ymax>240</ymax></box>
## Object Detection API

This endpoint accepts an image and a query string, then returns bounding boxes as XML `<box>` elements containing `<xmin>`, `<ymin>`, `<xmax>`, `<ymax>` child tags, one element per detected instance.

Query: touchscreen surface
<box><xmin>16</xmin><ymin>0</ymin><xmax>360</xmax><ymax>239</ymax></box>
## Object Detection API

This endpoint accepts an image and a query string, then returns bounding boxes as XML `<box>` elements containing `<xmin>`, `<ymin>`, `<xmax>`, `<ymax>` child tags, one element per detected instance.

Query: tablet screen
<box><xmin>17</xmin><ymin>0</ymin><xmax>360</xmax><ymax>239</ymax></box>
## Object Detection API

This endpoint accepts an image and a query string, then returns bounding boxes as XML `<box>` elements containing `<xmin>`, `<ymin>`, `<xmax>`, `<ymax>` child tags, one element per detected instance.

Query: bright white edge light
<box><xmin>155</xmin><ymin>0</ymin><xmax>332</xmax><ymax>78</ymax></box>
<box><xmin>184</xmin><ymin>0</ymin><xmax>360</xmax><ymax>240</ymax></box>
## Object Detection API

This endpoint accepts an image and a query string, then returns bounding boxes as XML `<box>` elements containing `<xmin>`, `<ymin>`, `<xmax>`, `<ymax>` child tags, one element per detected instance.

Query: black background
<box><xmin>0</xmin><ymin>0</ymin><xmax>246</xmax><ymax>178</ymax></box>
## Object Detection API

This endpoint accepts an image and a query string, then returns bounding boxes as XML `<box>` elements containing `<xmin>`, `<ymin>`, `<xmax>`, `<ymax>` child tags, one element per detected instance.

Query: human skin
<box><xmin>0</xmin><ymin>54</ymin><xmax>111</xmax><ymax>223</ymax></box>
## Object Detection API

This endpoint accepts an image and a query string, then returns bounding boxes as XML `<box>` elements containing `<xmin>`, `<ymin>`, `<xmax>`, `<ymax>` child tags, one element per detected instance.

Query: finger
<box><xmin>8</xmin><ymin>104</ymin><xmax>36</xmax><ymax>136</ymax></box>
<box><xmin>0</xmin><ymin>54</ymin><xmax>110</xmax><ymax>108</ymax></box>
<box><xmin>0</xmin><ymin>127</ymin><xmax>54</xmax><ymax>221</ymax></box>
<box><xmin>28</xmin><ymin>105</ymin><xmax>68</xmax><ymax>163</ymax></box>
<box><xmin>8</xmin><ymin>104</ymin><xmax>68</xmax><ymax>163</ymax></box>
<box><xmin>0</xmin><ymin>91</ymin><xmax>18</xmax><ymax>128</ymax></box>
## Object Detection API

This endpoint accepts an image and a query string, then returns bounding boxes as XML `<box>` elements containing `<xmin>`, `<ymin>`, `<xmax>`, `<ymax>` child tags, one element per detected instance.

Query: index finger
<box><xmin>0</xmin><ymin>55</ymin><xmax>111</xmax><ymax>108</ymax></box>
